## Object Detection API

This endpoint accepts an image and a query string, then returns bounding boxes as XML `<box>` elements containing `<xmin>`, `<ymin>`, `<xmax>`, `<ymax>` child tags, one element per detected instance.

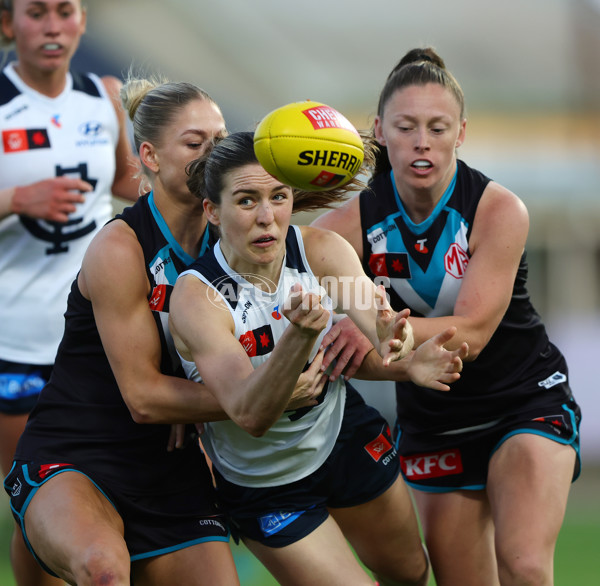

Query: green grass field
<box><xmin>1</xmin><ymin>465</ymin><xmax>598</xmax><ymax>585</ymax></box>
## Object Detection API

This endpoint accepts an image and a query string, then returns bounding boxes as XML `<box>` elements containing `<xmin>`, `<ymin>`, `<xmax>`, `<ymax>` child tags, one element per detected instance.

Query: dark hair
<box><xmin>373</xmin><ymin>47</ymin><xmax>465</xmax><ymax>176</ymax></box>
<box><xmin>187</xmin><ymin>132</ymin><xmax>257</xmax><ymax>206</ymax></box>
<box><xmin>186</xmin><ymin>131</ymin><xmax>378</xmax><ymax>213</ymax></box>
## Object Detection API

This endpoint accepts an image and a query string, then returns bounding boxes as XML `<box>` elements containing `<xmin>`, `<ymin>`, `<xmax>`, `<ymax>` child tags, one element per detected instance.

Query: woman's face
<box><xmin>146</xmin><ymin>98</ymin><xmax>226</xmax><ymax>199</ymax></box>
<box><xmin>375</xmin><ymin>83</ymin><xmax>466</xmax><ymax>195</ymax></box>
<box><xmin>205</xmin><ymin>163</ymin><xmax>294</xmax><ymax>276</ymax></box>
<box><xmin>2</xmin><ymin>0</ymin><xmax>86</xmax><ymax>75</ymax></box>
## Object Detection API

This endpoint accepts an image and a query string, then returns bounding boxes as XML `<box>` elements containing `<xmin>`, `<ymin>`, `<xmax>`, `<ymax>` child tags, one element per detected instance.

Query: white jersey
<box><xmin>0</xmin><ymin>63</ymin><xmax>119</xmax><ymax>364</ymax></box>
<box><xmin>179</xmin><ymin>225</ymin><xmax>346</xmax><ymax>488</ymax></box>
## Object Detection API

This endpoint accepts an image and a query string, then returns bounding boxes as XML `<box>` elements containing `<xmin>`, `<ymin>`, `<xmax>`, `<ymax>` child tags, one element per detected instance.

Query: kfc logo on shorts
<box><xmin>364</xmin><ymin>430</ymin><xmax>394</xmax><ymax>462</ymax></box>
<box><xmin>400</xmin><ymin>448</ymin><xmax>463</xmax><ymax>480</ymax></box>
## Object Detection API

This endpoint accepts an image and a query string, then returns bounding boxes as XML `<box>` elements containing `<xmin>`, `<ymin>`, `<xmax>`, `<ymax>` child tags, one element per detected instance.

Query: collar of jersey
<box><xmin>148</xmin><ymin>190</ymin><xmax>199</xmax><ymax>265</ymax></box>
<box><xmin>390</xmin><ymin>165</ymin><xmax>457</xmax><ymax>234</ymax></box>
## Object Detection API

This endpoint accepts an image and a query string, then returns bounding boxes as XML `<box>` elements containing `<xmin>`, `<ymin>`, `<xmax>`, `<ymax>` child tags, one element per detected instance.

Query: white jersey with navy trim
<box><xmin>179</xmin><ymin>225</ymin><xmax>346</xmax><ymax>488</ymax></box>
<box><xmin>0</xmin><ymin>62</ymin><xmax>119</xmax><ymax>364</ymax></box>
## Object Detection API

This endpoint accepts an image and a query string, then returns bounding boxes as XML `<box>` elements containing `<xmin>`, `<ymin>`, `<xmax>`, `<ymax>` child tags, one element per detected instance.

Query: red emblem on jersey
<box><xmin>444</xmin><ymin>243</ymin><xmax>469</xmax><ymax>279</ymax></box>
<box><xmin>2</xmin><ymin>129</ymin><xmax>27</xmax><ymax>152</ymax></box>
<box><xmin>368</xmin><ymin>253</ymin><xmax>411</xmax><ymax>278</ymax></box>
<box><xmin>239</xmin><ymin>325</ymin><xmax>274</xmax><ymax>357</ymax></box>
<box><xmin>2</xmin><ymin>128</ymin><xmax>50</xmax><ymax>153</ymax></box>
<box><xmin>149</xmin><ymin>285</ymin><xmax>168</xmax><ymax>311</ymax></box>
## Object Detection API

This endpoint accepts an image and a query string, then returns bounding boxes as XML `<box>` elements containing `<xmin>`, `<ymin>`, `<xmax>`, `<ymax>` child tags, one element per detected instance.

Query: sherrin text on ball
<box><xmin>254</xmin><ymin>100</ymin><xmax>364</xmax><ymax>191</ymax></box>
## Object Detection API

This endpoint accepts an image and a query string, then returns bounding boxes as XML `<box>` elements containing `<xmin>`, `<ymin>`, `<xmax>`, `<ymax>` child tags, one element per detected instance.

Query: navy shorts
<box><xmin>213</xmin><ymin>383</ymin><xmax>401</xmax><ymax>547</ymax></box>
<box><xmin>0</xmin><ymin>360</ymin><xmax>51</xmax><ymax>414</ymax></box>
<box><xmin>4</xmin><ymin>460</ymin><xmax>230</xmax><ymax>575</ymax></box>
<box><xmin>395</xmin><ymin>397</ymin><xmax>581</xmax><ymax>492</ymax></box>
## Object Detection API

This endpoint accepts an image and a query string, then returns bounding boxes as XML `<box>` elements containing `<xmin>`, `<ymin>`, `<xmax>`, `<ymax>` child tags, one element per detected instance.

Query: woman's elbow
<box><xmin>123</xmin><ymin>392</ymin><xmax>160</xmax><ymax>424</ymax></box>
<box><xmin>234</xmin><ymin>411</ymin><xmax>273</xmax><ymax>437</ymax></box>
<box><xmin>128</xmin><ymin>404</ymin><xmax>156</xmax><ymax>424</ymax></box>
<box><xmin>461</xmin><ymin>336</ymin><xmax>489</xmax><ymax>361</ymax></box>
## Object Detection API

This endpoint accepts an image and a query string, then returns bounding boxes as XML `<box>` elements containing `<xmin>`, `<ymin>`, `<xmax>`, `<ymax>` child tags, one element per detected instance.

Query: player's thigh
<box><xmin>243</xmin><ymin>515</ymin><xmax>373</xmax><ymax>586</ymax></box>
<box><xmin>25</xmin><ymin>471</ymin><xmax>127</xmax><ymax>578</ymax></box>
<box><xmin>412</xmin><ymin>489</ymin><xmax>499</xmax><ymax>586</ymax></box>
<box><xmin>133</xmin><ymin>540</ymin><xmax>239</xmax><ymax>586</ymax></box>
<box><xmin>488</xmin><ymin>432</ymin><xmax>576</xmax><ymax>557</ymax></box>
<box><xmin>329</xmin><ymin>473</ymin><xmax>426</xmax><ymax>579</ymax></box>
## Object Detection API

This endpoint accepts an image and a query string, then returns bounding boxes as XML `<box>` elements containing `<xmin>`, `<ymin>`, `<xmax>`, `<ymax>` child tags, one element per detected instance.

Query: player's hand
<box><xmin>319</xmin><ymin>315</ymin><xmax>373</xmax><ymax>381</ymax></box>
<box><xmin>407</xmin><ymin>327</ymin><xmax>469</xmax><ymax>391</ymax></box>
<box><xmin>287</xmin><ymin>347</ymin><xmax>328</xmax><ymax>410</ymax></box>
<box><xmin>11</xmin><ymin>177</ymin><xmax>93</xmax><ymax>222</ymax></box>
<box><xmin>375</xmin><ymin>285</ymin><xmax>414</xmax><ymax>365</ymax></box>
<box><xmin>283</xmin><ymin>283</ymin><xmax>330</xmax><ymax>336</ymax></box>
<box><xmin>166</xmin><ymin>423</ymin><xmax>201</xmax><ymax>451</ymax></box>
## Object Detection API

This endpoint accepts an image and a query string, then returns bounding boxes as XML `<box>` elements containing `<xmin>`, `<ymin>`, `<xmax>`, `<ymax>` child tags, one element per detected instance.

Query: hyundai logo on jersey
<box><xmin>78</xmin><ymin>121</ymin><xmax>103</xmax><ymax>136</ymax></box>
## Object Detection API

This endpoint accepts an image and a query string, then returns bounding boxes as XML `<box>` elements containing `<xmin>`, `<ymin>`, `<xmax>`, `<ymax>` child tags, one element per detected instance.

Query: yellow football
<box><xmin>253</xmin><ymin>100</ymin><xmax>364</xmax><ymax>191</ymax></box>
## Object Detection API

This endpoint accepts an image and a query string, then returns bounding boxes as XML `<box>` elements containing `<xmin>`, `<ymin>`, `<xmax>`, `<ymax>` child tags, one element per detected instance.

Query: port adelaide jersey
<box><xmin>179</xmin><ymin>225</ymin><xmax>346</xmax><ymax>488</ymax></box>
<box><xmin>360</xmin><ymin>161</ymin><xmax>566</xmax><ymax>433</ymax></box>
<box><xmin>15</xmin><ymin>193</ymin><xmax>217</xmax><ymax>491</ymax></box>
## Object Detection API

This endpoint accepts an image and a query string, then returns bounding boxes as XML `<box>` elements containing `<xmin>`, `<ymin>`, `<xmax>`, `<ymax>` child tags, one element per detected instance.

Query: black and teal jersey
<box><xmin>360</xmin><ymin>160</ymin><xmax>572</xmax><ymax>434</ymax></box>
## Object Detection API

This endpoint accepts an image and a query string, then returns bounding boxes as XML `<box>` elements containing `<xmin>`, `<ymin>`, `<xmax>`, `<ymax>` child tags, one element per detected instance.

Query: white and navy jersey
<box><xmin>0</xmin><ymin>62</ymin><xmax>119</xmax><ymax>364</ymax></box>
<box><xmin>360</xmin><ymin>160</ymin><xmax>571</xmax><ymax>433</ymax></box>
<box><xmin>15</xmin><ymin>193</ymin><xmax>218</xmax><ymax>494</ymax></box>
<box><xmin>179</xmin><ymin>225</ymin><xmax>346</xmax><ymax>488</ymax></box>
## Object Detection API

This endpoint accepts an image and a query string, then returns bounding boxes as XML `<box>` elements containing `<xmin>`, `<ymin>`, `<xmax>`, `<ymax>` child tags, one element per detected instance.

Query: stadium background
<box><xmin>2</xmin><ymin>0</ymin><xmax>599</xmax><ymax>583</ymax></box>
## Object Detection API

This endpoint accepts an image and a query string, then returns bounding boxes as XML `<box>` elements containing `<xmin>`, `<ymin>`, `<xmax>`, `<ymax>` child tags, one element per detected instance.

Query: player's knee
<box><xmin>74</xmin><ymin>544</ymin><xmax>130</xmax><ymax>585</ymax></box>
<box><xmin>372</xmin><ymin>548</ymin><xmax>430</xmax><ymax>586</ymax></box>
<box><xmin>497</xmin><ymin>550</ymin><xmax>550</xmax><ymax>586</ymax></box>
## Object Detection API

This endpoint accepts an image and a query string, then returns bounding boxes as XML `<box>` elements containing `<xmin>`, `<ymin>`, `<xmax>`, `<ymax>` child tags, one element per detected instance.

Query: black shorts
<box><xmin>0</xmin><ymin>360</ymin><xmax>51</xmax><ymax>414</ymax></box>
<box><xmin>4</xmin><ymin>460</ymin><xmax>230</xmax><ymax>575</ymax></box>
<box><xmin>395</xmin><ymin>397</ymin><xmax>581</xmax><ymax>492</ymax></box>
<box><xmin>213</xmin><ymin>383</ymin><xmax>401</xmax><ymax>548</ymax></box>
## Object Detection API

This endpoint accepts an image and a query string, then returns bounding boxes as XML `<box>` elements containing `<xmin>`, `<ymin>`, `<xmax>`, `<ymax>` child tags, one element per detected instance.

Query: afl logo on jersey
<box><xmin>444</xmin><ymin>243</ymin><xmax>469</xmax><ymax>279</ymax></box>
<box><xmin>78</xmin><ymin>121</ymin><xmax>103</xmax><ymax>136</ymax></box>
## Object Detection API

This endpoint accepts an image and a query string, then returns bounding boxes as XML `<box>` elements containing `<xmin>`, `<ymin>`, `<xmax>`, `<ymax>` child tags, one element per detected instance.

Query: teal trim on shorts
<box><xmin>490</xmin><ymin>402</ymin><xmax>581</xmax><ymax>482</ymax></box>
<box><xmin>406</xmin><ymin>480</ymin><xmax>485</xmax><ymax>493</ymax></box>
<box><xmin>8</xmin><ymin>465</ymin><xmax>117</xmax><ymax>578</ymax></box>
<box><xmin>130</xmin><ymin>535</ymin><xmax>230</xmax><ymax>562</ymax></box>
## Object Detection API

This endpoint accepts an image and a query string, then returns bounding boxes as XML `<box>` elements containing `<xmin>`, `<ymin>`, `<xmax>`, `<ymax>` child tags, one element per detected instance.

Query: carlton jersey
<box><xmin>360</xmin><ymin>160</ymin><xmax>571</xmax><ymax>434</ymax></box>
<box><xmin>0</xmin><ymin>62</ymin><xmax>119</xmax><ymax>364</ymax></box>
<box><xmin>14</xmin><ymin>193</ymin><xmax>217</xmax><ymax>493</ymax></box>
<box><xmin>179</xmin><ymin>225</ymin><xmax>346</xmax><ymax>488</ymax></box>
